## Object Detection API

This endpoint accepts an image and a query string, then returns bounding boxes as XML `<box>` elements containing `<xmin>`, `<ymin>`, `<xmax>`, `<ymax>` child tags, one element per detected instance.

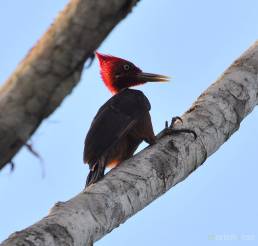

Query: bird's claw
<box><xmin>165</xmin><ymin>120</ymin><xmax>168</xmax><ymax>129</ymax></box>
<box><xmin>167</xmin><ymin>116</ymin><xmax>183</xmax><ymax>129</ymax></box>
<box><xmin>162</xmin><ymin>116</ymin><xmax>197</xmax><ymax>139</ymax></box>
<box><xmin>164</xmin><ymin>116</ymin><xmax>183</xmax><ymax>131</ymax></box>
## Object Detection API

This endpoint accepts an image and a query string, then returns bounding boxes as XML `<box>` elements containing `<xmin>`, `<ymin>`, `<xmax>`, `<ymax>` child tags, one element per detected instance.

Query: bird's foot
<box><xmin>166</xmin><ymin>116</ymin><xmax>183</xmax><ymax>129</ymax></box>
<box><xmin>158</xmin><ymin>116</ymin><xmax>197</xmax><ymax>140</ymax></box>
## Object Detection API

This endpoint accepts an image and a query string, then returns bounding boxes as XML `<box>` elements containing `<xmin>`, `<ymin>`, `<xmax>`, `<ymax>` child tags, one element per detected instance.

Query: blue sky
<box><xmin>0</xmin><ymin>1</ymin><xmax>258</xmax><ymax>245</ymax></box>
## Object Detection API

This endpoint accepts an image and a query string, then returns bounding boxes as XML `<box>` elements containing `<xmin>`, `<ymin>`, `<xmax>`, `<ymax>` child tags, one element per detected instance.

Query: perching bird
<box><xmin>84</xmin><ymin>53</ymin><xmax>195</xmax><ymax>186</ymax></box>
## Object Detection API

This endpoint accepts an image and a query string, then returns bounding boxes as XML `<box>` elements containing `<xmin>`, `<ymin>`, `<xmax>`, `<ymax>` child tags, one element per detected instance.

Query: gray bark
<box><xmin>1</xmin><ymin>39</ymin><xmax>258</xmax><ymax>245</ymax></box>
<box><xmin>0</xmin><ymin>0</ymin><xmax>139</xmax><ymax>170</ymax></box>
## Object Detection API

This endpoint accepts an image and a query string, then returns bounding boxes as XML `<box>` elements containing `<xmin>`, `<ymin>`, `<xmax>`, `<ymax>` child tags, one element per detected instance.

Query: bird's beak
<box><xmin>136</xmin><ymin>72</ymin><xmax>170</xmax><ymax>82</ymax></box>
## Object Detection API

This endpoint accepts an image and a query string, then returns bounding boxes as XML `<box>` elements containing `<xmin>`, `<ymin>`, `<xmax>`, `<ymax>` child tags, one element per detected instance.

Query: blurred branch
<box><xmin>2</xmin><ymin>40</ymin><xmax>258</xmax><ymax>245</ymax></box>
<box><xmin>0</xmin><ymin>0</ymin><xmax>139</xmax><ymax>170</ymax></box>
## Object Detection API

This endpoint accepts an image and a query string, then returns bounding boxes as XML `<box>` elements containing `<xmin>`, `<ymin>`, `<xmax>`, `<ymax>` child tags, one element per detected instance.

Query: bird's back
<box><xmin>84</xmin><ymin>88</ymin><xmax>151</xmax><ymax>169</ymax></box>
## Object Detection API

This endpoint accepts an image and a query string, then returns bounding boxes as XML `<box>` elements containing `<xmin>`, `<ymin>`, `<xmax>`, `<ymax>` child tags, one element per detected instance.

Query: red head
<box><xmin>96</xmin><ymin>52</ymin><xmax>169</xmax><ymax>94</ymax></box>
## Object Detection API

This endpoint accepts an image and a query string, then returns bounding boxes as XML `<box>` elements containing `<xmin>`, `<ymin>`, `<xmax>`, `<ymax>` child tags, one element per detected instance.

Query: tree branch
<box><xmin>0</xmin><ymin>0</ymin><xmax>139</xmax><ymax>170</ymax></box>
<box><xmin>2</xmin><ymin>39</ymin><xmax>258</xmax><ymax>245</ymax></box>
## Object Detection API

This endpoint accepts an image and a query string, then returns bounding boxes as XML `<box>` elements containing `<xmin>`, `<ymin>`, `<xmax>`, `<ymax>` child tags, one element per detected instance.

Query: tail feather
<box><xmin>85</xmin><ymin>162</ymin><xmax>105</xmax><ymax>187</ymax></box>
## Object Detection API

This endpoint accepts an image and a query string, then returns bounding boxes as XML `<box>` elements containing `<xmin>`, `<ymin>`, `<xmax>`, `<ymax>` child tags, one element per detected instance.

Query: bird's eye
<box><xmin>123</xmin><ymin>64</ymin><xmax>130</xmax><ymax>71</ymax></box>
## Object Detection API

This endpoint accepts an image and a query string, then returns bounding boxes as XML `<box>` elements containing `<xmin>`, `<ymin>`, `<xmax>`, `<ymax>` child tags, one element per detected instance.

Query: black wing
<box><xmin>83</xmin><ymin>89</ymin><xmax>151</xmax><ymax>168</ymax></box>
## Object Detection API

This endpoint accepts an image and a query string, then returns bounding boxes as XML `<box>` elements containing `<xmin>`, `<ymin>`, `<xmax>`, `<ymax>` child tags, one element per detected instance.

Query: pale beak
<box><xmin>136</xmin><ymin>72</ymin><xmax>170</xmax><ymax>82</ymax></box>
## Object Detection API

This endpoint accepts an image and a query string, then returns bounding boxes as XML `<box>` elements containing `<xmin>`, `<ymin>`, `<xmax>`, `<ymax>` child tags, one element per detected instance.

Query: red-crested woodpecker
<box><xmin>84</xmin><ymin>53</ymin><xmax>196</xmax><ymax>186</ymax></box>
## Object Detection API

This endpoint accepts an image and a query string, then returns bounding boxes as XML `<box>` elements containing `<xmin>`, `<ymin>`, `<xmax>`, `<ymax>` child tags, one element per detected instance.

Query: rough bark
<box><xmin>0</xmin><ymin>0</ymin><xmax>139</xmax><ymax>170</ymax></box>
<box><xmin>2</xmin><ymin>39</ymin><xmax>258</xmax><ymax>245</ymax></box>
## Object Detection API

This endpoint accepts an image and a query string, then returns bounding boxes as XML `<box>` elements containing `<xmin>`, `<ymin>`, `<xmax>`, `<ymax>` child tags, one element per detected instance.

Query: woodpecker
<box><xmin>84</xmin><ymin>53</ymin><xmax>195</xmax><ymax>186</ymax></box>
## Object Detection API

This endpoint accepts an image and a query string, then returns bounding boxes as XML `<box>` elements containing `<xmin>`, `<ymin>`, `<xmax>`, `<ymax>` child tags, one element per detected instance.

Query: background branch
<box><xmin>0</xmin><ymin>0</ymin><xmax>139</xmax><ymax>170</ymax></box>
<box><xmin>2</xmin><ymin>40</ymin><xmax>258</xmax><ymax>246</ymax></box>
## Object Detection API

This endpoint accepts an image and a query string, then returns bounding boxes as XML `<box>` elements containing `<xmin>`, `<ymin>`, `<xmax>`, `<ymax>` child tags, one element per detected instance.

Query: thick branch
<box><xmin>2</xmin><ymin>40</ymin><xmax>258</xmax><ymax>245</ymax></box>
<box><xmin>0</xmin><ymin>0</ymin><xmax>139</xmax><ymax>170</ymax></box>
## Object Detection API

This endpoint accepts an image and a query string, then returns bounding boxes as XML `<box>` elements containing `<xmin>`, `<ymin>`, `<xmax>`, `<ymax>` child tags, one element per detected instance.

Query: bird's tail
<box><xmin>85</xmin><ymin>161</ymin><xmax>105</xmax><ymax>187</ymax></box>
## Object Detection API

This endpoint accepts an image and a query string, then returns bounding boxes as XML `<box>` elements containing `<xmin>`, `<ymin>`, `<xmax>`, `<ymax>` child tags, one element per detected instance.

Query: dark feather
<box><xmin>84</xmin><ymin>88</ymin><xmax>154</xmax><ymax>186</ymax></box>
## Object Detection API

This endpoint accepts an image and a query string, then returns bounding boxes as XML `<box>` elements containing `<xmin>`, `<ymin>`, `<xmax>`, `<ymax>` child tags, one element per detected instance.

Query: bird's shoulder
<box><xmin>96</xmin><ymin>89</ymin><xmax>151</xmax><ymax>119</ymax></box>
